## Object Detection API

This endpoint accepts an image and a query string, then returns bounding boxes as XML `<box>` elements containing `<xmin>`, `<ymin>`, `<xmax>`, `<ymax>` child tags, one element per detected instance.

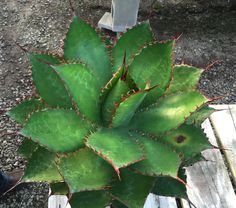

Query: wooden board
<box><xmin>210</xmin><ymin>105</ymin><xmax>236</xmax><ymax>185</ymax></box>
<box><xmin>229</xmin><ymin>105</ymin><xmax>236</xmax><ymax>123</ymax></box>
<box><xmin>181</xmin><ymin>119</ymin><xmax>236</xmax><ymax>208</ymax></box>
<box><xmin>144</xmin><ymin>194</ymin><xmax>177</xmax><ymax>208</ymax></box>
<box><xmin>48</xmin><ymin>194</ymin><xmax>177</xmax><ymax>208</ymax></box>
<box><xmin>48</xmin><ymin>195</ymin><xmax>71</xmax><ymax>208</ymax></box>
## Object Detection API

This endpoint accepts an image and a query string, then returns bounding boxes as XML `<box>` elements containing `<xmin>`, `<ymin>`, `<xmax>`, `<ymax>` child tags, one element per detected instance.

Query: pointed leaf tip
<box><xmin>17</xmin><ymin>138</ymin><xmax>38</xmax><ymax>159</ymax></box>
<box><xmin>129</xmin><ymin>40</ymin><xmax>174</xmax><ymax>108</ymax></box>
<box><xmin>130</xmin><ymin>91</ymin><xmax>208</xmax><ymax>135</ymax></box>
<box><xmin>111</xmin><ymin>90</ymin><xmax>148</xmax><ymax>128</ymax></box>
<box><xmin>151</xmin><ymin>167</ymin><xmax>188</xmax><ymax>199</ymax></box>
<box><xmin>53</xmin><ymin>63</ymin><xmax>102</xmax><ymax>124</ymax></box>
<box><xmin>112</xmin><ymin>21</ymin><xmax>154</xmax><ymax>72</ymax></box>
<box><xmin>64</xmin><ymin>16</ymin><xmax>112</xmax><ymax>86</ymax></box>
<box><xmin>23</xmin><ymin>147</ymin><xmax>62</xmax><ymax>183</ymax></box>
<box><xmin>28</xmin><ymin>53</ymin><xmax>72</xmax><ymax>108</ymax></box>
<box><xmin>7</xmin><ymin>97</ymin><xmax>43</xmax><ymax>124</ymax></box>
<box><xmin>130</xmin><ymin>133</ymin><xmax>181</xmax><ymax>177</ymax></box>
<box><xmin>86</xmin><ymin>128</ymin><xmax>144</xmax><ymax>175</ymax></box>
<box><xmin>186</xmin><ymin>106</ymin><xmax>215</xmax><ymax>126</ymax></box>
<box><xmin>167</xmin><ymin>65</ymin><xmax>203</xmax><ymax>94</ymax></box>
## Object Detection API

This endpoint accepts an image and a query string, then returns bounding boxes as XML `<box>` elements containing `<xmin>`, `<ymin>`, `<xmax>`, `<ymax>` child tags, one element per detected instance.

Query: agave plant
<box><xmin>7</xmin><ymin>15</ymin><xmax>216</xmax><ymax>207</ymax></box>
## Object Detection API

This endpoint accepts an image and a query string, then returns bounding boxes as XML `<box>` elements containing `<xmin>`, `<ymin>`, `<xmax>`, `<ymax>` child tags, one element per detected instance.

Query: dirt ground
<box><xmin>0</xmin><ymin>0</ymin><xmax>235</xmax><ymax>207</ymax></box>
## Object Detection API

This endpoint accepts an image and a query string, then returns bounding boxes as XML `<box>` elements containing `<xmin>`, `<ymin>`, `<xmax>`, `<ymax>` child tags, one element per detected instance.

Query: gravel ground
<box><xmin>0</xmin><ymin>0</ymin><xmax>235</xmax><ymax>207</ymax></box>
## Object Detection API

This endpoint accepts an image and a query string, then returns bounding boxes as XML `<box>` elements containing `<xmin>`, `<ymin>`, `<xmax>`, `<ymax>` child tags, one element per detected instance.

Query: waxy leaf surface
<box><xmin>102</xmin><ymin>79</ymin><xmax>130</xmax><ymax>126</ymax></box>
<box><xmin>167</xmin><ymin>65</ymin><xmax>203</xmax><ymax>94</ymax></box>
<box><xmin>129</xmin><ymin>41</ymin><xmax>173</xmax><ymax>107</ymax></box>
<box><xmin>112</xmin><ymin>22</ymin><xmax>153</xmax><ymax>71</ymax></box>
<box><xmin>70</xmin><ymin>191</ymin><xmax>111</xmax><ymax>208</ymax></box>
<box><xmin>21</xmin><ymin>109</ymin><xmax>91</xmax><ymax>153</ymax></box>
<box><xmin>112</xmin><ymin>90</ymin><xmax>147</xmax><ymax>128</ymax></box>
<box><xmin>54</xmin><ymin>63</ymin><xmax>101</xmax><ymax>124</ymax></box>
<box><xmin>64</xmin><ymin>16</ymin><xmax>112</xmax><ymax>86</ymax></box>
<box><xmin>58</xmin><ymin>148</ymin><xmax>113</xmax><ymax>193</ymax></box>
<box><xmin>7</xmin><ymin>98</ymin><xmax>43</xmax><ymax>124</ymax></box>
<box><xmin>17</xmin><ymin>138</ymin><xmax>38</xmax><ymax>158</ymax></box>
<box><xmin>28</xmin><ymin>53</ymin><xmax>72</xmax><ymax>108</ymax></box>
<box><xmin>111</xmin><ymin>169</ymin><xmax>154</xmax><ymax>208</ymax></box>
<box><xmin>112</xmin><ymin>200</ymin><xmax>128</xmax><ymax>208</ymax></box>
<box><xmin>23</xmin><ymin>147</ymin><xmax>62</xmax><ymax>182</ymax></box>
<box><xmin>130</xmin><ymin>91</ymin><xmax>208</xmax><ymax>135</ymax></box>
<box><xmin>151</xmin><ymin>168</ymin><xmax>187</xmax><ymax>199</ymax></box>
<box><xmin>86</xmin><ymin>128</ymin><xmax>143</xmax><ymax>173</ymax></box>
<box><xmin>130</xmin><ymin>133</ymin><xmax>181</xmax><ymax>177</ymax></box>
<box><xmin>183</xmin><ymin>153</ymin><xmax>207</xmax><ymax>167</ymax></box>
<box><xmin>186</xmin><ymin>106</ymin><xmax>215</xmax><ymax>126</ymax></box>
<box><xmin>50</xmin><ymin>182</ymin><xmax>69</xmax><ymax>195</ymax></box>
<box><xmin>100</xmin><ymin>63</ymin><xmax>125</xmax><ymax>102</ymax></box>
<box><xmin>162</xmin><ymin>124</ymin><xmax>212</xmax><ymax>159</ymax></box>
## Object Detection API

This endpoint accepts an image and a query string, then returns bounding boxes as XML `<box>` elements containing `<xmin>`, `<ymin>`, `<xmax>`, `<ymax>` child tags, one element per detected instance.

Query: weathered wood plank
<box><xmin>229</xmin><ymin>105</ymin><xmax>236</xmax><ymax>130</ymax></box>
<box><xmin>144</xmin><ymin>194</ymin><xmax>177</xmax><ymax>208</ymax></box>
<box><xmin>181</xmin><ymin>119</ymin><xmax>236</xmax><ymax>208</ymax></box>
<box><xmin>210</xmin><ymin>105</ymin><xmax>236</xmax><ymax>185</ymax></box>
<box><xmin>48</xmin><ymin>195</ymin><xmax>71</xmax><ymax>208</ymax></box>
<box><xmin>209</xmin><ymin>104</ymin><xmax>229</xmax><ymax>110</ymax></box>
<box><xmin>48</xmin><ymin>193</ymin><xmax>178</xmax><ymax>208</ymax></box>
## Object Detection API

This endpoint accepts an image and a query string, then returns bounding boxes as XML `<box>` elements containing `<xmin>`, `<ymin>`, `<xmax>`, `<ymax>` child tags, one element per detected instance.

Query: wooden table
<box><xmin>49</xmin><ymin>105</ymin><xmax>236</xmax><ymax>208</ymax></box>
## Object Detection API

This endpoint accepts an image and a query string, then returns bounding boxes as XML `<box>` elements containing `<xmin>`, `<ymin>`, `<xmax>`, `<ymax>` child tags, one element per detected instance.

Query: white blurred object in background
<box><xmin>98</xmin><ymin>0</ymin><xmax>140</xmax><ymax>32</ymax></box>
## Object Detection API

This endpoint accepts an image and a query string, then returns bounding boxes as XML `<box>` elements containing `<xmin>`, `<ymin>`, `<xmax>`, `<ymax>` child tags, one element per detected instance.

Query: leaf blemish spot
<box><xmin>175</xmin><ymin>135</ymin><xmax>187</xmax><ymax>144</ymax></box>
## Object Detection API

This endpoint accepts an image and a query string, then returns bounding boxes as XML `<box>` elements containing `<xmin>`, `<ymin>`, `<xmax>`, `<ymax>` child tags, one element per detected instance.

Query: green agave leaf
<box><xmin>64</xmin><ymin>16</ymin><xmax>112</xmax><ymax>86</ymax></box>
<box><xmin>162</xmin><ymin>124</ymin><xmax>212</xmax><ymax>159</ymax></box>
<box><xmin>69</xmin><ymin>191</ymin><xmax>111</xmax><ymax>208</ymax></box>
<box><xmin>110</xmin><ymin>169</ymin><xmax>154</xmax><ymax>208</ymax></box>
<box><xmin>112</xmin><ymin>91</ymin><xmax>147</xmax><ymax>128</ymax></box>
<box><xmin>111</xmin><ymin>90</ymin><xmax>148</xmax><ymax>128</ymax></box>
<box><xmin>186</xmin><ymin>106</ymin><xmax>215</xmax><ymax>126</ymax></box>
<box><xmin>167</xmin><ymin>65</ymin><xmax>203</xmax><ymax>94</ymax></box>
<box><xmin>58</xmin><ymin>148</ymin><xmax>113</xmax><ymax>193</ymax></box>
<box><xmin>50</xmin><ymin>182</ymin><xmax>69</xmax><ymax>195</ymax></box>
<box><xmin>112</xmin><ymin>21</ymin><xmax>153</xmax><ymax>72</ymax></box>
<box><xmin>130</xmin><ymin>91</ymin><xmax>208</xmax><ymax>135</ymax></box>
<box><xmin>100</xmin><ymin>53</ymin><xmax>138</xmax><ymax>118</ymax></box>
<box><xmin>151</xmin><ymin>167</ymin><xmax>187</xmax><ymax>199</ymax></box>
<box><xmin>17</xmin><ymin>138</ymin><xmax>38</xmax><ymax>158</ymax></box>
<box><xmin>102</xmin><ymin>79</ymin><xmax>130</xmax><ymax>126</ymax></box>
<box><xmin>100</xmin><ymin>61</ymin><xmax>126</xmax><ymax>101</ymax></box>
<box><xmin>130</xmin><ymin>133</ymin><xmax>181</xmax><ymax>177</ymax></box>
<box><xmin>112</xmin><ymin>200</ymin><xmax>128</xmax><ymax>208</ymax></box>
<box><xmin>23</xmin><ymin>146</ymin><xmax>62</xmax><ymax>182</ymax></box>
<box><xmin>28</xmin><ymin>53</ymin><xmax>72</xmax><ymax>108</ymax></box>
<box><xmin>129</xmin><ymin>41</ymin><xmax>174</xmax><ymax>108</ymax></box>
<box><xmin>7</xmin><ymin>97</ymin><xmax>43</xmax><ymax>124</ymax></box>
<box><xmin>86</xmin><ymin>128</ymin><xmax>143</xmax><ymax>175</ymax></box>
<box><xmin>183</xmin><ymin>153</ymin><xmax>207</xmax><ymax>167</ymax></box>
<box><xmin>53</xmin><ymin>63</ymin><xmax>101</xmax><ymax>124</ymax></box>
<box><xmin>21</xmin><ymin>109</ymin><xmax>91</xmax><ymax>153</ymax></box>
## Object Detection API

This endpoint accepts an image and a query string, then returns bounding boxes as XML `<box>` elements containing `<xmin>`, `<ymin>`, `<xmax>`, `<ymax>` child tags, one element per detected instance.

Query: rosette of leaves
<box><xmin>7</xmin><ymin>15</ymin><xmax>215</xmax><ymax>208</ymax></box>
